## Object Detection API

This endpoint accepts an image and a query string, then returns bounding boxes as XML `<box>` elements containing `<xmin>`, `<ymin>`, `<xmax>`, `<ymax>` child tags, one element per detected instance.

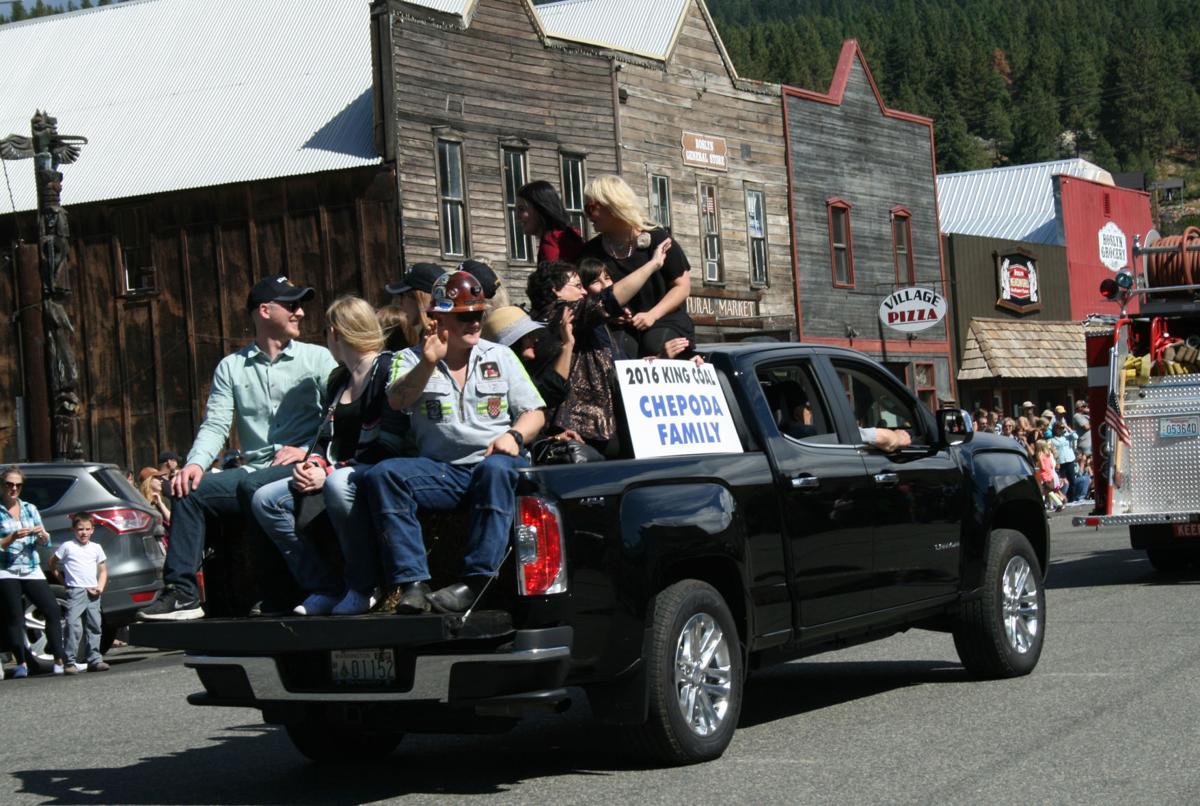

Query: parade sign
<box><xmin>878</xmin><ymin>287</ymin><xmax>947</xmax><ymax>333</ymax></box>
<box><xmin>1098</xmin><ymin>221</ymin><xmax>1128</xmax><ymax>272</ymax></box>
<box><xmin>615</xmin><ymin>360</ymin><xmax>743</xmax><ymax>458</ymax></box>
<box><xmin>681</xmin><ymin>132</ymin><xmax>729</xmax><ymax>171</ymax></box>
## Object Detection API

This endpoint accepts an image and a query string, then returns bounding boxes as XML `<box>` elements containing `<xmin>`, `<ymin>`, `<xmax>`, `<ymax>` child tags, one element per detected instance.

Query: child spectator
<box><xmin>1034</xmin><ymin>439</ymin><xmax>1064</xmax><ymax>512</ymax></box>
<box><xmin>49</xmin><ymin>514</ymin><xmax>109</xmax><ymax>673</ymax></box>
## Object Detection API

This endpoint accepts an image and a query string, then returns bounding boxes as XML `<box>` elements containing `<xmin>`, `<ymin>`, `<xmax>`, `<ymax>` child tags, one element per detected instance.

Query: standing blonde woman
<box><xmin>580</xmin><ymin>175</ymin><xmax>695</xmax><ymax>358</ymax></box>
<box><xmin>138</xmin><ymin>467</ymin><xmax>171</xmax><ymax>527</ymax></box>
<box><xmin>252</xmin><ymin>296</ymin><xmax>413</xmax><ymax>616</ymax></box>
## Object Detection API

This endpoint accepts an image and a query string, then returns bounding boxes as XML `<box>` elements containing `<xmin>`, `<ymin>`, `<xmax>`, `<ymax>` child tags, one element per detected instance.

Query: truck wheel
<box><xmin>631</xmin><ymin>580</ymin><xmax>743</xmax><ymax>765</ymax></box>
<box><xmin>953</xmin><ymin>529</ymin><xmax>1045</xmax><ymax>679</ymax></box>
<box><xmin>284</xmin><ymin>717</ymin><xmax>403</xmax><ymax>763</ymax></box>
<box><xmin>1145</xmin><ymin>549</ymin><xmax>1192</xmax><ymax>575</ymax></box>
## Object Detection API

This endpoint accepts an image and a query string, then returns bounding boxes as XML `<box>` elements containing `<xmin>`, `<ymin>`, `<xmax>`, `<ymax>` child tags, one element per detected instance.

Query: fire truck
<box><xmin>1075</xmin><ymin>230</ymin><xmax>1200</xmax><ymax>572</ymax></box>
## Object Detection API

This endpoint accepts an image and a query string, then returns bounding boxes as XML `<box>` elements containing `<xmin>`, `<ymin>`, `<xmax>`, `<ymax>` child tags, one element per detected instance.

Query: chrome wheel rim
<box><xmin>1001</xmin><ymin>556</ymin><xmax>1040</xmax><ymax>654</ymax></box>
<box><xmin>673</xmin><ymin>612</ymin><xmax>732</xmax><ymax>737</ymax></box>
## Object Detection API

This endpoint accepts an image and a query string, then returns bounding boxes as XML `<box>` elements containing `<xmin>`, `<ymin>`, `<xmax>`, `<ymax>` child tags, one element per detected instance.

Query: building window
<box><xmin>746</xmin><ymin>187</ymin><xmax>768</xmax><ymax>287</ymax></box>
<box><xmin>502</xmin><ymin>146</ymin><xmax>532</xmax><ymax>262</ymax></box>
<box><xmin>699</xmin><ymin>182</ymin><xmax>723</xmax><ymax>284</ymax></box>
<box><xmin>649</xmin><ymin>174</ymin><xmax>671</xmax><ymax>229</ymax></box>
<box><xmin>560</xmin><ymin>154</ymin><xmax>587</xmax><ymax>237</ymax></box>
<box><xmin>435</xmin><ymin>139</ymin><xmax>468</xmax><ymax>258</ymax></box>
<box><xmin>827</xmin><ymin>198</ymin><xmax>854</xmax><ymax>288</ymax></box>
<box><xmin>912</xmin><ymin>362</ymin><xmax>936</xmax><ymax>411</ymax></box>
<box><xmin>115</xmin><ymin>206</ymin><xmax>156</xmax><ymax>293</ymax></box>
<box><xmin>891</xmin><ymin>207</ymin><xmax>914</xmax><ymax>285</ymax></box>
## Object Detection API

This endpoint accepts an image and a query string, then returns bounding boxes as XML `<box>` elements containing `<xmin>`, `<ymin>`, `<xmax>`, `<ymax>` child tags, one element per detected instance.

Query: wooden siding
<box><xmin>942</xmin><ymin>234</ymin><xmax>1072</xmax><ymax>366</ymax></box>
<box><xmin>786</xmin><ymin>60</ymin><xmax>945</xmax><ymax>346</ymax></box>
<box><xmin>616</xmin><ymin>1</ymin><xmax>793</xmax><ymax>330</ymax></box>
<box><xmin>386</xmin><ymin>0</ymin><xmax>619</xmax><ymax>299</ymax></box>
<box><xmin>0</xmin><ymin>166</ymin><xmax>397</xmax><ymax>466</ymax></box>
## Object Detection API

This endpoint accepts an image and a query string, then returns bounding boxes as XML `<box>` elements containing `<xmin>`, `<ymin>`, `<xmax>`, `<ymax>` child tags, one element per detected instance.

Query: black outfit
<box><xmin>0</xmin><ymin>577</ymin><xmax>65</xmax><ymax>665</ymax></box>
<box><xmin>581</xmin><ymin>227</ymin><xmax>695</xmax><ymax>357</ymax></box>
<box><xmin>315</xmin><ymin>353</ymin><xmax>414</xmax><ymax>467</ymax></box>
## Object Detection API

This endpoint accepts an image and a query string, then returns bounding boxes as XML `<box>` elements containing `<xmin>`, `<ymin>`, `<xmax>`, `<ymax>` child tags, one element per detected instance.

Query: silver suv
<box><xmin>2</xmin><ymin>462</ymin><xmax>164</xmax><ymax>670</ymax></box>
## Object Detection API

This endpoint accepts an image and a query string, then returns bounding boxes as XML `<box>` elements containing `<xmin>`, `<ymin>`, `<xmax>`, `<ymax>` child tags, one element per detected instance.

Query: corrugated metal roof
<box><xmin>398</xmin><ymin>0</ymin><xmax>472</xmax><ymax>15</ymax></box>
<box><xmin>937</xmin><ymin>159</ymin><xmax>1114</xmax><ymax>244</ymax></box>
<box><xmin>958</xmin><ymin>317</ymin><xmax>1086</xmax><ymax>380</ymax></box>
<box><xmin>535</xmin><ymin>0</ymin><xmax>690</xmax><ymax>61</ymax></box>
<box><xmin>0</xmin><ymin>0</ymin><xmax>378</xmax><ymax>214</ymax></box>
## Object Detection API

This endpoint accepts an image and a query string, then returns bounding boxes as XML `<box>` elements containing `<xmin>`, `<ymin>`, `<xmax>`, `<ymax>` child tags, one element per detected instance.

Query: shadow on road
<box><xmin>739</xmin><ymin>659</ymin><xmax>966</xmax><ymax>729</ymax></box>
<box><xmin>1047</xmin><ymin>547</ymin><xmax>1200</xmax><ymax>589</ymax></box>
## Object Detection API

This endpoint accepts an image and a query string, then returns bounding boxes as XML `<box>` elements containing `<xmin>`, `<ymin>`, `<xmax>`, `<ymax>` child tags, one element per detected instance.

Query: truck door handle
<box><xmin>873</xmin><ymin>472</ymin><xmax>899</xmax><ymax>487</ymax></box>
<box><xmin>791</xmin><ymin>475</ymin><xmax>820</xmax><ymax>490</ymax></box>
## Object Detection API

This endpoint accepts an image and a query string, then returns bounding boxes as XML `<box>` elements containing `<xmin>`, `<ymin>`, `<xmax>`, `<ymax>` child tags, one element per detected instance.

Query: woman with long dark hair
<box><xmin>517</xmin><ymin>180</ymin><xmax>585</xmax><ymax>264</ymax></box>
<box><xmin>0</xmin><ymin>465</ymin><xmax>66</xmax><ymax>677</ymax></box>
<box><xmin>580</xmin><ymin>174</ymin><xmax>695</xmax><ymax>358</ymax></box>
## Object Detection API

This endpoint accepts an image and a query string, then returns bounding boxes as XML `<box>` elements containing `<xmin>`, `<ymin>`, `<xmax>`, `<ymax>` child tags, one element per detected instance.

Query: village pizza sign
<box><xmin>878</xmin><ymin>287</ymin><xmax>947</xmax><ymax>333</ymax></box>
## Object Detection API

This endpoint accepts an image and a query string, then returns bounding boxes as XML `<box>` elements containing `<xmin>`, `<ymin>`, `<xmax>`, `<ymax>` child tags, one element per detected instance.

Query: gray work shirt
<box><xmin>388</xmin><ymin>339</ymin><xmax>545</xmax><ymax>465</ymax></box>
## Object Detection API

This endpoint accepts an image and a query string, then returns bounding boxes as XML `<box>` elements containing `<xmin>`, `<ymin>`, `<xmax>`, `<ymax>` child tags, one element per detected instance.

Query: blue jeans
<box><xmin>163</xmin><ymin>465</ymin><xmax>294</xmax><ymax>600</ymax></box>
<box><xmin>64</xmin><ymin>587</ymin><xmax>102</xmax><ymax>666</ymax></box>
<box><xmin>251</xmin><ymin>465</ymin><xmax>380</xmax><ymax>596</ymax></box>
<box><xmin>361</xmin><ymin>455</ymin><xmax>527</xmax><ymax>585</ymax></box>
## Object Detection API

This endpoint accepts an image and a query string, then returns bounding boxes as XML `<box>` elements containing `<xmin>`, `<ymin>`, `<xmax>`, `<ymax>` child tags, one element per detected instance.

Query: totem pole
<box><xmin>0</xmin><ymin>112</ymin><xmax>88</xmax><ymax>459</ymax></box>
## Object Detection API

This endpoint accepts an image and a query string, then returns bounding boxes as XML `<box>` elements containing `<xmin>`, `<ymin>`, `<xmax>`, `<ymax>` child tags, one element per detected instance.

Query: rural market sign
<box><xmin>878</xmin><ymin>287</ymin><xmax>947</xmax><ymax>333</ymax></box>
<box><xmin>1098</xmin><ymin>221</ymin><xmax>1128</xmax><ymax>272</ymax></box>
<box><xmin>686</xmin><ymin>293</ymin><xmax>758</xmax><ymax>319</ymax></box>
<box><xmin>681</xmin><ymin>132</ymin><xmax>728</xmax><ymax>171</ymax></box>
<box><xmin>614</xmin><ymin>359</ymin><xmax>742</xmax><ymax>458</ymax></box>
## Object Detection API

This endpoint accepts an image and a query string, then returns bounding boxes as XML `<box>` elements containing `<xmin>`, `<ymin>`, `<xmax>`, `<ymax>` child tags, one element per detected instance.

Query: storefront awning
<box><xmin>958</xmin><ymin>317</ymin><xmax>1086</xmax><ymax>381</ymax></box>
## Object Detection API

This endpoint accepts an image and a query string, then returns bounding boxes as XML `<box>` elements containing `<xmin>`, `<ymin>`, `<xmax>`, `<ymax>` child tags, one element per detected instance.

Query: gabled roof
<box><xmin>782</xmin><ymin>40</ymin><xmax>932</xmax><ymax>128</ymax></box>
<box><xmin>957</xmin><ymin>317</ymin><xmax>1086</xmax><ymax>381</ymax></box>
<box><xmin>535</xmin><ymin>0</ymin><xmax>690</xmax><ymax>61</ymax></box>
<box><xmin>938</xmin><ymin>159</ymin><xmax>1114</xmax><ymax>244</ymax></box>
<box><xmin>0</xmin><ymin>0</ymin><xmax>379</xmax><ymax>214</ymax></box>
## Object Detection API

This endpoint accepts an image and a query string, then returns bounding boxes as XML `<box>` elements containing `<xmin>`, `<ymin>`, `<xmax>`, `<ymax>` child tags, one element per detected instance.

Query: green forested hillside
<box><xmin>709</xmin><ymin>0</ymin><xmax>1200</xmax><ymax>176</ymax></box>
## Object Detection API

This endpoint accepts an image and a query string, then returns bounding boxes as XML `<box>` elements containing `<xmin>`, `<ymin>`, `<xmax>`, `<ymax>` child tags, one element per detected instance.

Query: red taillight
<box><xmin>1084</xmin><ymin>518</ymin><xmax>1100</xmax><ymax>527</ymax></box>
<box><xmin>515</xmin><ymin>496</ymin><xmax>567</xmax><ymax>596</ymax></box>
<box><xmin>88</xmin><ymin>508</ymin><xmax>153</xmax><ymax>534</ymax></box>
<box><xmin>130</xmin><ymin>591</ymin><xmax>156</xmax><ymax>603</ymax></box>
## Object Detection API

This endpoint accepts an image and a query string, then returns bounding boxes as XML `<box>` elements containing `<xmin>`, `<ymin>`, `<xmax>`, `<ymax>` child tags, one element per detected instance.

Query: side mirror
<box><xmin>937</xmin><ymin>407</ymin><xmax>973</xmax><ymax>446</ymax></box>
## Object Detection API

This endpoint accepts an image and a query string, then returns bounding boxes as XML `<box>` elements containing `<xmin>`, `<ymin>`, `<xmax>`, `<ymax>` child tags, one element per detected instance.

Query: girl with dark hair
<box><xmin>517</xmin><ymin>180</ymin><xmax>585</xmax><ymax>264</ymax></box>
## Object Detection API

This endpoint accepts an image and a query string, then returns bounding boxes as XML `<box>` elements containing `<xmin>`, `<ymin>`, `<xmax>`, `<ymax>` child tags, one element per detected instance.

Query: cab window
<box><xmin>756</xmin><ymin>361</ymin><xmax>838</xmax><ymax>445</ymax></box>
<box><xmin>832</xmin><ymin>361</ymin><xmax>925</xmax><ymax>446</ymax></box>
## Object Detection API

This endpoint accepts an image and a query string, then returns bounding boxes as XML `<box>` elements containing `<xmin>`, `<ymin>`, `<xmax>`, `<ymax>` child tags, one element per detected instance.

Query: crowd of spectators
<box><xmin>975</xmin><ymin>399</ymin><xmax>1093</xmax><ymax>510</ymax></box>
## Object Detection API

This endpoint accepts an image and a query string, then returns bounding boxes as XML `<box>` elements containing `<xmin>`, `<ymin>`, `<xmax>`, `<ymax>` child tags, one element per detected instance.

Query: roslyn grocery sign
<box><xmin>878</xmin><ymin>287</ymin><xmax>947</xmax><ymax>333</ymax></box>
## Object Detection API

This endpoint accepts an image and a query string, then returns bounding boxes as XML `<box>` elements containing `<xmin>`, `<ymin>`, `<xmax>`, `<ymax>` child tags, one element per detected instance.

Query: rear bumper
<box><xmin>186</xmin><ymin>626</ymin><xmax>572</xmax><ymax>706</ymax></box>
<box><xmin>1072</xmin><ymin>512</ymin><xmax>1200</xmax><ymax>528</ymax></box>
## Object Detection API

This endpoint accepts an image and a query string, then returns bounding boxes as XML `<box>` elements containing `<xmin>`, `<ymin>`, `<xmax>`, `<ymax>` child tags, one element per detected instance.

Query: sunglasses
<box><xmin>584</xmin><ymin>200</ymin><xmax>602</xmax><ymax>215</ymax></box>
<box><xmin>455</xmin><ymin>311</ymin><xmax>485</xmax><ymax>324</ymax></box>
<box><xmin>271</xmin><ymin>300</ymin><xmax>303</xmax><ymax>313</ymax></box>
<box><xmin>3</xmin><ymin>481</ymin><xmax>22</xmax><ymax>490</ymax></box>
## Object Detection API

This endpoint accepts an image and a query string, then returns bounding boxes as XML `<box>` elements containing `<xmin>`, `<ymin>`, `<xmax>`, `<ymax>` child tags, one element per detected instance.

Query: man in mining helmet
<box><xmin>360</xmin><ymin>271</ymin><xmax>546</xmax><ymax>615</ymax></box>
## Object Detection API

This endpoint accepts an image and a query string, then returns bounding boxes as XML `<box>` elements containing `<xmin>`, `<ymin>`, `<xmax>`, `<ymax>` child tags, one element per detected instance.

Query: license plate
<box><xmin>1172</xmin><ymin>523</ymin><xmax>1200</xmax><ymax>538</ymax></box>
<box><xmin>330</xmin><ymin>648</ymin><xmax>395</xmax><ymax>686</ymax></box>
<box><xmin>1159</xmin><ymin>416</ymin><xmax>1199</xmax><ymax>439</ymax></box>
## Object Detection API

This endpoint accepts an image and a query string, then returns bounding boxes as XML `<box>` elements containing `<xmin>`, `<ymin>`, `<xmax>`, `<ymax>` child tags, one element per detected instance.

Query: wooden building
<box><xmin>0</xmin><ymin>0</ymin><xmax>397</xmax><ymax>466</ymax></box>
<box><xmin>782</xmin><ymin>41</ymin><xmax>955</xmax><ymax>408</ymax></box>
<box><xmin>373</xmin><ymin>0</ymin><xmax>795</xmax><ymax>339</ymax></box>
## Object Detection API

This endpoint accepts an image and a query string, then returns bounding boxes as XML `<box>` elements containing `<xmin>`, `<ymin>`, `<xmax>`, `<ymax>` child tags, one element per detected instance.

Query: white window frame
<box><xmin>649</xmin><ymin>173</ymin><xmax>671</xmax><ymax>229</ymax></box>
<box><xmin>502</xmin><ymin>145</ymin><xmax>532</xmax><ymax>262</ymax></box>
<box><xmin>435</xmin><ymin>138</ymin><xmax>469</xmax><ymax>258</ymax></box>
<box><xmin>745</xmin><ymin>186</ymin><xmax>768</xmax><ymax>287</ymax></box>
<box><xmin>560</xmin><ymin>153</ymin><xmax>588</xmax><ymax>238</ymax></box>
<box><xmin>699</xmin><ymin>181</ymin><xmax>723</xmax><ymax>285</ymax></box>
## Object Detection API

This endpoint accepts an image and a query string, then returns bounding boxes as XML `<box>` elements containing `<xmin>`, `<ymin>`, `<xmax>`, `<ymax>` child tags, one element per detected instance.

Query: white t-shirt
<box><xmin>53</xmin><ymin>540</ymin><xmax>107</xmax><ymax>589</ymax></box>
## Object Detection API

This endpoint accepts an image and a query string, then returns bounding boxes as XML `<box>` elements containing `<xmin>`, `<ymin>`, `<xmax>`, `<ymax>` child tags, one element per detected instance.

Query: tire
<box><xmin>284</xmin><ymin>716</ymin><xmax>403</xmax><ymax>763</ymax></box>
<box><xmin>953</xmin><ymin>529</ymin><xmax>1045</xmax><ymax>679</ymax></box>
<box><xmin>1145</xmin><ymin>549</ymin><xmax>1192</xmax><ymax>575</ymax></box>
<box><xmin>628</xmin><ymin>580</ymin><xmax>743</xmax><ymax>765</ymax></box>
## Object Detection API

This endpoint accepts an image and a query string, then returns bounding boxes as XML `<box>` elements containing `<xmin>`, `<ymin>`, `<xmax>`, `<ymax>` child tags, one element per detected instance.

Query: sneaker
<box><xmin>332</xmin><ymin>590</ymin><xmax>371</xmax><ymax>616</ymax></box>
<box><xmin>88</xmin><ymin>661</ymin><xmax>111</xmax><ymax>672</ymax></box>
<box><xmin>74</xmin><ymin>663</ymin><xmax>88</xmax><ymax>673</ymax></box>
<box><xmin>63</xmin><ymin>665</ymin><xmax>79</xmax><ymax>675</ymax></box>
<box><xmin>52</xmin><ymin>663</ymin><xmax>64</xmax><ymax>675</ymax></box>
<box><xmin>137</xmin><ymin>589</ymin><xmax>204</xmax><ymax>621</ymax></box>
<box><xmin>12</xmin><ymin>664</ymin><xmax>28</xmax><ymax>679</ymax></box>
<box><xmin>292</xmin><ymin>593</ymin><xmax>340</xmax><ymax>616</ymax></box>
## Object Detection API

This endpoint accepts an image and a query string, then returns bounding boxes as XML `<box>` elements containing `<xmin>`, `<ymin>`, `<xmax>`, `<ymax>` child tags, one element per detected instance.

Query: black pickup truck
<box><xmin>131</xmin><ymin>343</ymin><xmax>1048</xmax><ymax>766</ymax></box>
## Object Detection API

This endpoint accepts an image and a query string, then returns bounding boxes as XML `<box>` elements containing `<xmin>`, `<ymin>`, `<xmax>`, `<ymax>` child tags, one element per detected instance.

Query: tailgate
<box><xmin>129</xmin><ymin>610</ymin><xmax>514</xmax><ymax>653</ymax></box>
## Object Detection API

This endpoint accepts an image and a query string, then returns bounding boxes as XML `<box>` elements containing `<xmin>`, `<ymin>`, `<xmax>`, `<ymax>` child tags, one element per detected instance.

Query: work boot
<box><xmin>394</xmin><ymin>582</ymin><xmax>432</xmax><ymax>615</ymax></box>
<box><xmin>428</xmin><ymin>578</ymin><xmax>487</xmax><ymax>615</ymax></box>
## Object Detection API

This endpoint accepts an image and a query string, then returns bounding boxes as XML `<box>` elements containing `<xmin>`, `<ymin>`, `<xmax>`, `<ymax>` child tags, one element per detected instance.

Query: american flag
<box><xmin>1106</xmin><ymin>389</ymin><xmax>1132</xmax><ymax>446</ymax></box>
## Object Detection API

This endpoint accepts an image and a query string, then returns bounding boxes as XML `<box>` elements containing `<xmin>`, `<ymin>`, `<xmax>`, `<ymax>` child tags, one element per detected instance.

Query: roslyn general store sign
<box><xmin>878</xmin><ymin>287</ymin><xmax>947</xmax><ymax>333</ymax></box>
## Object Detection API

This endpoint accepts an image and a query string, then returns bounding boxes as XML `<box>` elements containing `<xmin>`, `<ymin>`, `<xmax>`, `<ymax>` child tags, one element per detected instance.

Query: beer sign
<box><xmin>682</xmin><ymin>132</ymin><xmax>728</xmax><ymax>171</ymax></box>
<box><xmin>878</xmin><ymin>287</ymin><xmax>947</xmax><ymax>333</ymax></box>
<box><xmin>996</xmin><ymin>252</ymin><xmax>1042</xmax><ymax>314</ymax></box>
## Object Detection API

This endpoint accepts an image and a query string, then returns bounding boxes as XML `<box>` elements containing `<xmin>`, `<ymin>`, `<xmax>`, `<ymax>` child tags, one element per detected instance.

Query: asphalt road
<box><xmin>4</xmin><ymin>513</ymin><xmax>1199</xmax><ymax>805</ymax></box>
